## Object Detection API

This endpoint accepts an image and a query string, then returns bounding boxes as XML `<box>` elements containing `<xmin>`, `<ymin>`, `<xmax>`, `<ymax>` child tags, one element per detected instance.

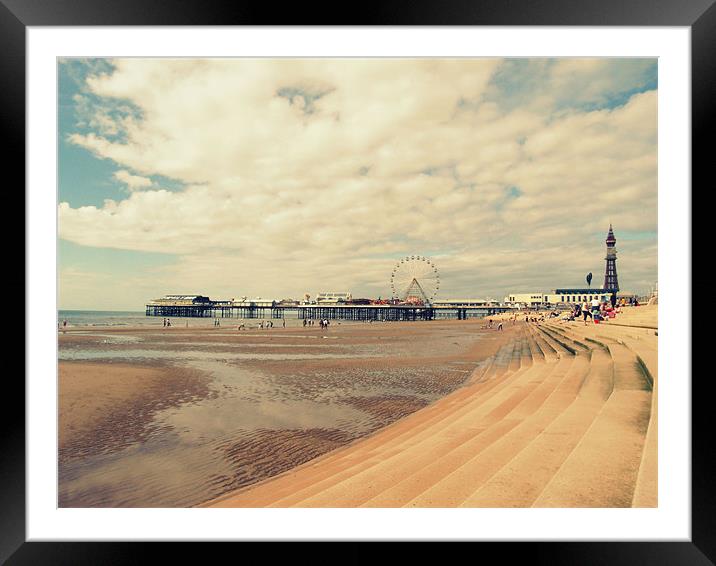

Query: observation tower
<box><xmin>603</xmin><ymin>224</ymin><xmax>619</xmax><ymax>292</ymax></box>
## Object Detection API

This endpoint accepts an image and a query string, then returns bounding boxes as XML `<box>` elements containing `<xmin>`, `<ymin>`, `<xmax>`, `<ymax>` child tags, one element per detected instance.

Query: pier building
<box><xmin>432</xmin><ymin>299</ymin><xmax>495</xmax><ymax>308</ymax></box>
<box><xmin>315</xmin><ymin>292</ymin><xmax>352</xmax><ymax>304</ymax></box>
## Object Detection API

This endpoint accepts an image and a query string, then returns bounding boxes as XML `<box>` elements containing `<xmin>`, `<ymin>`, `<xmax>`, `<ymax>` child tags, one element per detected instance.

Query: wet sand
<box><xmin>59</xmin><ymin>319</ymin><xmax>518</xmax><ymax>507</ymax></box>
<box><xmin>59</xmin><ymin>361</ymin><xmax>213</xmax><ymax>463</ymax></box>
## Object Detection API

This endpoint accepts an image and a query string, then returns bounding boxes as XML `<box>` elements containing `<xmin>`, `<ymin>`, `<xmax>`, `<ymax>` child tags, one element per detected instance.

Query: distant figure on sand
<box><xmin>497</xmin><ymin>322</ymin><xmax>503</xmax><ymax>331</ymax></box>
<box><xmin>303</xmin><ymin>319</ymin><xmax>307</xmax><ymax>327</ymax></box>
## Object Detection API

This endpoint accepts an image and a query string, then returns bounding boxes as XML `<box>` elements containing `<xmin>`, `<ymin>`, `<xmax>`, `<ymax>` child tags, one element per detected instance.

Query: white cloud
<box><xmin>59</xmin><ymin>59</ymin><xmax>658</xmax><ymax>303</ymax></box>
<box><xmin>113</xmin><ymin>169</ymin><xmax>153</xmax><ymax>190</ymax></box>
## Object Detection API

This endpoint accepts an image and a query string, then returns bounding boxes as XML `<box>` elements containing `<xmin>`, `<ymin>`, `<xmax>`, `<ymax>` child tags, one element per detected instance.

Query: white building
<box><xmin>315</xmin><ymin>292</ymin><xmax>352</xmax><ymax>304</ymax></box>
<box><xmin>148</xmin><ymin>294</ymin><xmax>212</xmax><ymax>306</ymax></box>
<box><xmin>432</xmin><ymin>299</ymin><xmax>494</xmax><ymax>308</ymax></box>
<box><xmin>231</xmin><ymin>297</ymin><xmax>275</xmax><ymax>308</ymax></box>
<box><xmin>503</xmin><ymin>293</ymin><xmax>546</xmax><ymax>308</ymax></box>
<box><xmin>504</xmin><ymin>289</ymin><xmax>611</xmax><ymax>308</ymax></box>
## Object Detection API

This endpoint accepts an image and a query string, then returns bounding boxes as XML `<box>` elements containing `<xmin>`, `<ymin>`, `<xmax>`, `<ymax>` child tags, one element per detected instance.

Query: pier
<box><xmin>145</xmin><ymin>301</ymin><xmax>513</xmax><ymax>321</ymax></box>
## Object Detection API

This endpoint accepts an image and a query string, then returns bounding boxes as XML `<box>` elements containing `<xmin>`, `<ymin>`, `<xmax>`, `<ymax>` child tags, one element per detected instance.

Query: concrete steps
<box><xmin>460</xmin><ymin>349</ymin><xmax>611</xmax><ymax>507</ymax></box>
<box><xmin>564</xmin><ymin>322</ymin><xmax>658</xmax><ymax>508</ymax></box>
<box><xmin>531</xmin><ymin>331</ymin><xmax>652</xmax><ymax>507</ymax></box>
<box><xmin>280</xmin><ymin>334</ymin><xmax>554</xmax><ymax>507</ymax></box>
<box><xmin>401</xmin><ymin>356</ymin><xmax>581</xmax><ymax>507</ymax></box>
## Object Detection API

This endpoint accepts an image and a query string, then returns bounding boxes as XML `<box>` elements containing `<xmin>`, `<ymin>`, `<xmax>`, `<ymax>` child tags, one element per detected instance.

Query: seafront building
<box><xmin>504</xmin><ymin>290</ymin><xmax>612</xmax><ymax>308</ymax></box>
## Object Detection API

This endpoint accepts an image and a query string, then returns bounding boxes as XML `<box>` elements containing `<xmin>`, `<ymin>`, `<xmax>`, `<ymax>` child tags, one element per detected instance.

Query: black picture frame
<box><xmin>7</xmin><ymin>0</ymin><xmax>704</xmax><ymax>563</ymax></box>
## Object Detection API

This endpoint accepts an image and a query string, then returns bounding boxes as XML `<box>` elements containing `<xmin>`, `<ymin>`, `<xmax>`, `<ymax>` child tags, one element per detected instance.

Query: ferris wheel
<box><xmin>390</xmin><ymin>255</ymin><xmax>440</xmax><ymax>305</ymax></box>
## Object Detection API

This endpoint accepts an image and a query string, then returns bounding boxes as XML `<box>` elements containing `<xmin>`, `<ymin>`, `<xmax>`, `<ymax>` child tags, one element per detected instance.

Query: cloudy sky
<box><xmin>58</xmin><ymin>58</ymin><xmax>657</xmax><ymax>310</ymax></box>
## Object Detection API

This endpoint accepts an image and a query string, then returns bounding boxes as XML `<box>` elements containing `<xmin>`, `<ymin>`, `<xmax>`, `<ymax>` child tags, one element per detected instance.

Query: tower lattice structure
<box><xmin>603</xmin><ymin>224</ymin><xmax>619</xmax><ymax>291</ymax></box>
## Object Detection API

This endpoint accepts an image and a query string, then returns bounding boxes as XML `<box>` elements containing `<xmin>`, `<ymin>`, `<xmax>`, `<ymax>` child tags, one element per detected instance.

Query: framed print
<box><xmin>9</xmin><ymin>0</ymin><xmax>705</xmax><ymax>563</ymax></box>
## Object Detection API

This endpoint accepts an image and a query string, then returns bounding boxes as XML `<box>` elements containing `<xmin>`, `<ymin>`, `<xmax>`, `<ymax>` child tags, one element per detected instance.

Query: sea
<box><xmin>57</xmin><ymin>310</ymin><xmax>358</xmax><ymax>329</ymax></box>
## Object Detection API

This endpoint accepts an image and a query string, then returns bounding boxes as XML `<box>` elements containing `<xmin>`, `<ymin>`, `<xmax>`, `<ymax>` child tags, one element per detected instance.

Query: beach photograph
<box><xmin>57</xmin><ymin>57</ymin><xmax>658</xmax><ymax>509</ymax></box>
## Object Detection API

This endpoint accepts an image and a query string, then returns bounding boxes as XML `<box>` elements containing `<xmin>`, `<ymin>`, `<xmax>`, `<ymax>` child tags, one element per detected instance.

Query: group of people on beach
<box><xmin>162</xmin><ymin>318</ymin><xmax>172</xmax><ymax>327</ymax></box>
<box><xmin>301</xmin><ymin>318</ymin><xmax>331</xmax><ymax>329</ymax></box>
<box><xmin>567</xmin><ymin>296</ymin><xmax>624</xmax><ymax>325</ymax></box>
<box><xmin>235</xmin><ymin>319</ymin><xmax>286</xmax><ymax>330</ymax></box>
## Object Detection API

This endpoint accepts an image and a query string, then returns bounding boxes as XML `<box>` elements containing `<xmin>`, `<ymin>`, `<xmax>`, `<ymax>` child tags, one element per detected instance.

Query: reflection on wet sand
<box><xmin>58</xmin><ymin>320</ymin><xmax>516</xmax><ymax>507</ymax></box>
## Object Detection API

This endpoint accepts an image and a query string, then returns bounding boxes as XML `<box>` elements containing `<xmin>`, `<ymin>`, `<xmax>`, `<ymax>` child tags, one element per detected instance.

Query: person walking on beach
<box><xmin>303</xmin><ymin>319</ymin><xmax>307</xmax><ymax>327</ymax></box>
<box><xmin>282</xmin><ymin>318</ymin><xmax>286</xmax><ymax>328</ymax></box>
<box><xmin>497</xmin><ymin>322</ymin><xmax>503</xmax><ymax>331</ymax></box>
<box><xmin>582</xmin><ymin>302</ymin><xmax>591</xmax><ymax>324</ymax></box>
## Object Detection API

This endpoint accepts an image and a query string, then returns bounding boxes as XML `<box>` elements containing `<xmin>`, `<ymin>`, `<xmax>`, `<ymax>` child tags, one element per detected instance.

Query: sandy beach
<box><xmin>59</xmin><ymin>361</ymin><xmax>213</xmax><ymax>463</ymax></box>
<box><xmin>59</xmin><ymin>318</ymin><xmax>517</xmax><ymax>507</ymax></box>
